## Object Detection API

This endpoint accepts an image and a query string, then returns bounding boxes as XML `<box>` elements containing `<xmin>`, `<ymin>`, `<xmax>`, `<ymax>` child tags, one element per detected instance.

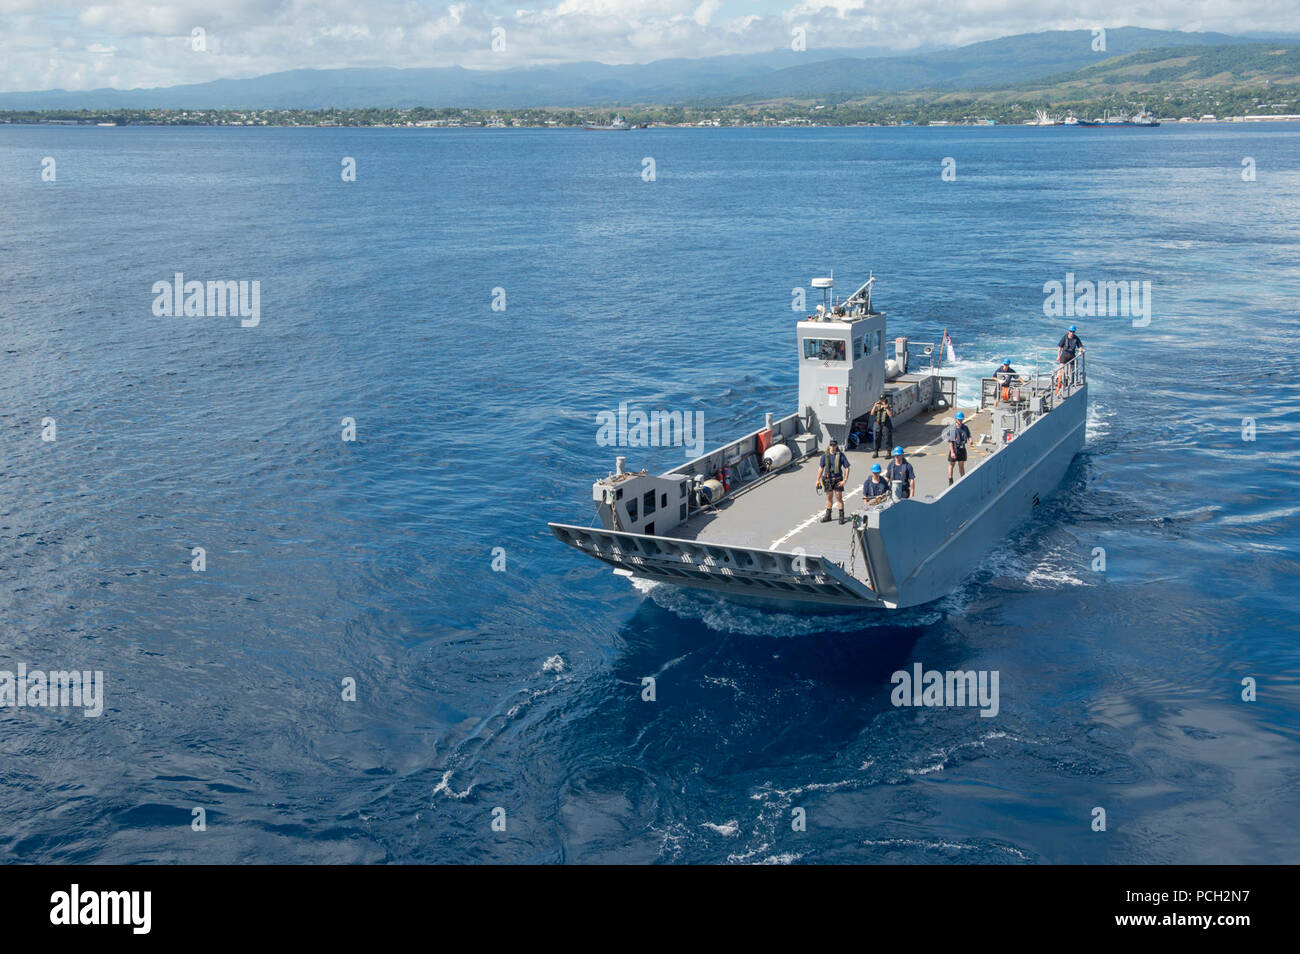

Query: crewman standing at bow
<box><xmin>885</xmin><ymin>446</ymin><xmax>916</xmax><ymax>500</ymax></box>
<box><xmin>863</xmin><ymin>463</ymin><xmax>891</xmax><ymax>504</ymax></box>
<box><xmin>817</xmin><ymin>438</ymin><xmax>850</xmax><ymax>524</ymax></box>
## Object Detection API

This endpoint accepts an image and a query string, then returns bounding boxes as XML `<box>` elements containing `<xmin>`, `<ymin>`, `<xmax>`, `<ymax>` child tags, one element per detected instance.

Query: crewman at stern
<box><xmin>1057</xmin><ymin>325</ymin><xmax>1083</xmax><ymax>364</ymax></box>
<box><xmin>817</xmin><ymin>438</ymin><xmax>850</xmax><ymax>524</ymax></box>
<box><xmin>1057</xmin><ymin>325</ymin><xmax>1084</xmax><ymax>387</ymax></box>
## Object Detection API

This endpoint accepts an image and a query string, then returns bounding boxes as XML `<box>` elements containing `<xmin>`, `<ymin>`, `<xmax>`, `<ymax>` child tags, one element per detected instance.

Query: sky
<box><xmin>0</xmin><ymin>1</ymin><xmax>1297</xmax><ymax>92</ymax></box>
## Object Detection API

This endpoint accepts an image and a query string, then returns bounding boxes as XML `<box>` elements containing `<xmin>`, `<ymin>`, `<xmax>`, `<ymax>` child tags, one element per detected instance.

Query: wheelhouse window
<box><xmin>803</xmin><ymin>338</ymin><xmax>846</xmax><ymax>361</ymax></box>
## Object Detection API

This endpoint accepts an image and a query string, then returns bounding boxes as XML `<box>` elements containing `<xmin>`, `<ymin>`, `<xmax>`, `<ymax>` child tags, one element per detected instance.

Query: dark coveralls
<box><xmin>871</xmin><ymin>404</ymin><xmax>894</xmax><ymax>455</ymax></box>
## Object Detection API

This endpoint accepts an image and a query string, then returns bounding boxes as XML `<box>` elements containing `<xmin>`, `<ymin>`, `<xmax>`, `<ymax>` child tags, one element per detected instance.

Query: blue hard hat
<box><xmin>1068</xmin><ymin>324</ymin><xmax>1077</xmax><ymax>331</ymax></box>
<box><xmin>1003</xmin><ymin>357</ymin><xmax>1012</xmax><ymax>364</ymax></box>
<box><xmin>871</xmin><ymin>463</ymin><xmax>882</xmax><ymax>473</ymax></box>
<box><xmin>893</xmin><ymin>446</ymin><xmax>904</xmax><ymax>456</ymax></box>
<box><xmin>955</xmin><ymin>411</ymin><xmax>965</xmax><ymax>420</ymax></box>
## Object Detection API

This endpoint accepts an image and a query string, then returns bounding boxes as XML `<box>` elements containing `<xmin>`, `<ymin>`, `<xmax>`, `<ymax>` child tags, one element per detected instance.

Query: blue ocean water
<box><xmin>1</xmin><ymin>123</ymin><xmax>1298</xmax><ymax>864</ymax></box>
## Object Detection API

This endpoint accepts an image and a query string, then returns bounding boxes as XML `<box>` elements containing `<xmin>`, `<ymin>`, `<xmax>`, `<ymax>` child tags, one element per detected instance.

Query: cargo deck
<box><xmin>671</xmin><ymin>404</ymin><xmax>994</xmax><ymax>568</ymax></box>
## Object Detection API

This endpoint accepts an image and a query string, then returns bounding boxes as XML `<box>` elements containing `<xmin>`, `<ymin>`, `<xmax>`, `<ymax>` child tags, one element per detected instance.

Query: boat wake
<box><xmin>1086</xmin><ymin>400</ymin><xmax>1112</xmax><ymax>444</ymax></box>
<box><xmin>979</xmin><ymin>542</ymin><xmax>1095</xmax><ymax>590</ymax></box>
<box><xmin>628</xmin><ymin>575</ymin><xmax>943</xmax><ymax>634</ymax></box>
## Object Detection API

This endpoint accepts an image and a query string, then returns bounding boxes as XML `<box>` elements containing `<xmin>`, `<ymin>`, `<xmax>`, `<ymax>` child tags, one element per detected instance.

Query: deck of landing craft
<box><xmin>670</xmin><ymin>404</ymin><xmax>995</xmax><ymax>568</ymax></box>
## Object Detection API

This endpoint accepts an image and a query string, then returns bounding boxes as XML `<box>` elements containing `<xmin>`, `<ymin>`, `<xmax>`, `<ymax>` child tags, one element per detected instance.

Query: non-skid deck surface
<box><xmin>671</xmin><ymin>405</ymin><xmax>994</xmax><ymax>565</ymax></box>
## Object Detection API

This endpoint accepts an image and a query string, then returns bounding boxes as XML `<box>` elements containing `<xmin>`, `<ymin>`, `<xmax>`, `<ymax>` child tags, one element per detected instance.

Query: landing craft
<box><xmin>550</xmin><ymin>274</ymin><xmax>1088</xmax><ymax>609</ymax></box>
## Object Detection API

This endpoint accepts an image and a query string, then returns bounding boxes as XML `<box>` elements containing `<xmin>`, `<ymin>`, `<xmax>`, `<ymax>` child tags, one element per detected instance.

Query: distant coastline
<box><xmin>6</xmin><ymin>107</ymin><xmax>1300</xmax><ymax>129</ymax></box>
<box><xmin>4</xmin><ymin>31</ymin><xmax>1297</xmax><ymax>131</ymax></box>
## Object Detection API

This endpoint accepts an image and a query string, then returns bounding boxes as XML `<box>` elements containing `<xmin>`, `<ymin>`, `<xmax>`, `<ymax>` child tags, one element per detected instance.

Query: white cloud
<box><xmin>693</xmin><ymin>1</ymin><xmax>721</xmax><ymax>28</ymax></box>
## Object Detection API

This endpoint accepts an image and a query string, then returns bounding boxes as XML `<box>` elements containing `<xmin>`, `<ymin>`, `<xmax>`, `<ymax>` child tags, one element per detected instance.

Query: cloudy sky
<box><xmin>1</xmin><ymin>0</ymin><xmax>1296</xmax><ymax>92</ymax></box>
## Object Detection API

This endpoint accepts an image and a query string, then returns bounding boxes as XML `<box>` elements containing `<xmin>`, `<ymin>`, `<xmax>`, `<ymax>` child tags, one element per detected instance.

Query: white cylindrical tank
<box><xmin>700</xmin><ymin>479</ymin><xmax>727</xmax><ymax>503</ymax></box>
<box><xmin>762</xmin><ymin>443</ymin><xmax>793</xmax><ymax>471</ymax></box>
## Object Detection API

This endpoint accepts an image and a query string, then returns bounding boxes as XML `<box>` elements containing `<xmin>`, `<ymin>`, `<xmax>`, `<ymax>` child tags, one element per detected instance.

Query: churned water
<box><xmin>1</xmin><ymin>123</ymin><xmax>1298</xmax><ymax>863</ymax></box>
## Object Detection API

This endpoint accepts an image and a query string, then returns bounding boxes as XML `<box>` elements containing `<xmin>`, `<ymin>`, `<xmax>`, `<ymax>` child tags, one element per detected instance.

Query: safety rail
<box><xmin>900</xmin><ymin>340</ymin><xmax>944</xmax><ymax>374</ymax></box>
<box><xmin>981</xmin><ymin>348</ymin><xmax>1085</xmax><ymax>413</ymax></box>
<box><xmin>668</xmin><ymin>409</ymin><xmax>803</xmax><ymax>482</ymax></box>
<box><xmin>934</xmin><ymin>374</ymin><xmax>958</xmax><ymax>410</ymax></box>
<box><xmin>1029</xmin><ymin>349</ymin><xmax>1086</xmax><ymax>405</ymax></box>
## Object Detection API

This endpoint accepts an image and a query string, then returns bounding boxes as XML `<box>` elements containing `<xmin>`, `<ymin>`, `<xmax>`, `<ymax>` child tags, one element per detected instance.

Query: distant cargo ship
<box><xmin>582</xmin><ymin>115</ymin><xmax>631</xmax><ymax>131</ymax></box>
<box><xmin>1081</xmin><ymin>109</ymin><xmax>1159</xmax><ymax>127</ymax></box>
<box><xmin>1024</xmin><ymin>109</ymin><xmax>1059</xmax><ymax>126</ymax></box>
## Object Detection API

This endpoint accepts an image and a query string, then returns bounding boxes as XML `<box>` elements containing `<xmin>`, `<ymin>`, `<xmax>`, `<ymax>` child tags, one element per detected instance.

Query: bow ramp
<box><xmin>548</xmin><ymin>523</ymin><xmax>882</xmax><ymax>607</ymax></box>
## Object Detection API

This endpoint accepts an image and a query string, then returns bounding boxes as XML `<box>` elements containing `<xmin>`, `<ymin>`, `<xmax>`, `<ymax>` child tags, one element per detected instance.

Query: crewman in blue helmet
<box><xmin>863</xmin><ymin>462</ymin><xmax>891</xmax><ymax>503</ymax></box>
<box><xmin>1057</xmin><ymin>325</ymin><xmax>1083</xmax><ymax>364</ymax></box>
<box><xmin>943</xmin><ymin>411</ymin><xmax>972</xmax><ymax>486</ymax></box>
<box><xmin>885</xmin><ymin>446</ymin><xmax>916</xmax><ymax>499</ymax></box>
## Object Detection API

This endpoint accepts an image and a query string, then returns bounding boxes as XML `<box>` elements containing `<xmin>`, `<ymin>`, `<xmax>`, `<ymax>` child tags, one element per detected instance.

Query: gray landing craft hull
<box><xmin>550</xmin><ymin>385</ymin><xmax>1087</xmax><ymax>611</ymax></box>
<box><xmin>867</xmin><ymin>383</ymin><xmax>1087</xmax><ymax>607</ymax></box>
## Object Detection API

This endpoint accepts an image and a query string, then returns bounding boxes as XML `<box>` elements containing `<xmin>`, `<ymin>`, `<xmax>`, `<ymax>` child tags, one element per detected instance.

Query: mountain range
<box><xmin>2</xmin><ymin>27</ymin><xmax>1298</xmax><ymax>111</ymax></box>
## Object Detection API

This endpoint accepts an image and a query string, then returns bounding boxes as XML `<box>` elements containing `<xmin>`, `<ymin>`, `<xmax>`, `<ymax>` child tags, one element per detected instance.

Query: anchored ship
<box><xmin>1024</xmin><ymin>109</ymin><xmax>1059</xmax><ymax>126</ymax></box>
<box><xmin>1086</xmin><ymin>109</ymin><xmax>1159</xmax><ymax>127</ymax></box>
<box><xmin>550</xmin><ymin>275</ymin><xmax>1089</xmax><ymax>610</ymax></box>
<box><xmin>582</xmin><ymin>115</ymin><xmax>631</xmax><ymax>131</ymax></box>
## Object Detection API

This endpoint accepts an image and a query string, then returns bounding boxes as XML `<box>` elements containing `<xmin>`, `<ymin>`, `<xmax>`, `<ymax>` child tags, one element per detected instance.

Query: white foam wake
<box><xmin>628</xmin><ymin>573</ymin><xmax>941</xmax><ymax>635</ymax></box>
